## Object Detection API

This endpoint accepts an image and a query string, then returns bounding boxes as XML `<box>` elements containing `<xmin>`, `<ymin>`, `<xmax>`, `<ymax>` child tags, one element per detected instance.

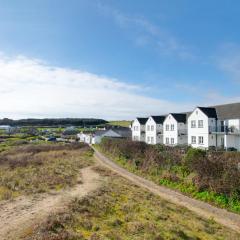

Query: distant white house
<box><xmin>163</xmin><ymin>113</ymin><xmax>187</xmax><ymax>146</ymax></box>
<box><xmin>131</xmin><ymin>118</ymin><xmax>148</xmax><ymax>142</ymax></box>
<box><xmin>78</xmin><ymin>127</ymin><xmax>131</xmax><ymax>145</ymax></box>
<box><xmin>77</xmin><ymin>132</ymin><xmax>93</xmax><ymax>144</ymax></box>
<box><xmin>145</xmin><ymin>116</ymin><xmax>165</xmax><ymax>144</ymax></box>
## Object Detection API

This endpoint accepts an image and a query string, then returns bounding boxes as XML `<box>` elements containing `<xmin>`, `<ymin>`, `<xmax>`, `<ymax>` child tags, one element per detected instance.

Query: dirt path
<box><xmin>0</xmin><ymin>167</ymin><xmax>101</xmax><ymax>240</ymax></box>
<box><xmin>94</xmin><ymin>148</ymin><xmax>240</xmax><ymax>233</ymax></box>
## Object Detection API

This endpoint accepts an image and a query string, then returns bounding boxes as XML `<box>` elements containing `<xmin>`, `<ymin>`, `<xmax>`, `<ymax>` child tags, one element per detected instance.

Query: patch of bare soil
<box><xmin>0</xmin><ymin>167</ymin><xmax>101</xmax><ymax>240</ymax></box>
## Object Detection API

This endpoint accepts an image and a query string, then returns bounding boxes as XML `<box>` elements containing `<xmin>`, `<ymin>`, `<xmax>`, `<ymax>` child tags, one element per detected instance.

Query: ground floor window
<box><xmin>133</xmin><ymin>136</ymin><xmax>139</xmax><ymax>141</ymax></box>
<box><xmin>166</xmin><ymin>137</ymin><xmax>169</xmax><ymax>144</ymax></box>
<box><xmin>191</xmin><ymin>136</ymin><xmax>196</xmax><ymax>144</ymax></box>
<box><xmin>147</xmin><ymin>136</ymin><xmax>150</xmax><ymax>143</ymax></box>
<box><xmin>198</xmin><ymin>136</ymin><xmax>204</xmax><ymax>145</ymax></box>
<box><xmin>171</xmin><ymin>138</ymin><xmax>174</xmax><ymax>144</ymax></box>
<box><xmin>151</xmin><ymin>137</ymin><xmax>154</xmax><ymax>143</ymax></box>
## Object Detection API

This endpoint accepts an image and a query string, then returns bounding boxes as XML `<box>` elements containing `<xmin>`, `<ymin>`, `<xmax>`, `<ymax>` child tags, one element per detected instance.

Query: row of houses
<box><xmin>131</xmin><ymin>102</ymin><xmax>240</xmax><ymax>150</ymax></box>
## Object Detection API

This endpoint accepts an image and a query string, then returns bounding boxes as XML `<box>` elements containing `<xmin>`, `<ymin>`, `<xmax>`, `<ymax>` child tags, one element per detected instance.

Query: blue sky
<box><xmin>0</xmin><ymin>0</ymin><xmax>240</xmax><ymax>119</ymax></box>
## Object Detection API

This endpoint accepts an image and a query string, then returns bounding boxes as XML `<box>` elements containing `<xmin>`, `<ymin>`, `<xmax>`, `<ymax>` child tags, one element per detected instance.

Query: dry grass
<box><xmin>26</xmin><ymin>167</ymin><xmax>240</xmax><ymax>240</ymax></box>
<box><xmin>0</xmin><ymin>143</ymin><xmax>94</xmax><ymax>200</ymax></box>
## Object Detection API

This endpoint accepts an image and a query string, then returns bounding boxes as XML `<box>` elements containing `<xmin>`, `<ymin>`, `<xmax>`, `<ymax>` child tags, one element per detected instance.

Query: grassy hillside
<box><xmin>108</xmin><ymin>120</ymin><xmax>131</xmax><ymax>128</ymax></box>
<box><xmin>26</xmin><ymin>167</ymin><xmax>240</xmax><ymax>240</ymax></box>
<box><xmin>97</xmin><ymin>139</ymin><xmax>240</xmax><ymax>214</ymax></box>
<box><xmin>0</xmin><ymin>143</ymin><xmax>94</xmax><ymax>200</ymax></box>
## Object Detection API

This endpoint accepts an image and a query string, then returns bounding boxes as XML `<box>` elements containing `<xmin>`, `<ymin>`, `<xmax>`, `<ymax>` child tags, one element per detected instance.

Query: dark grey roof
<box><xmin>94</xmin><ymin>130</ymin><xmax>108</xmax><ymax>137</ymax></box>
<box><xmin>95</xmin><ymin>128</ymin><xmax>131</xmax><ymax>138</ymax></box>
<box><xmin>137</xmin><ymin>117</ymin><xmax>148</xmax><ymax>125</ymax></box>
<box><xmin>113</xmin><ymin>128</ymin><xmax>131</xmax><ymax>138</ymax></box>
<box><xmin>170</xmin><ymin>113</ymin><xmax>187</xmax><ymax>123</ymax></box>
<box><xmin>212</xmin><ymin>102</ymin><xmax>240</xmax><ymax>120</ymax></box>
<box><xmin>197</xmin><ymin>107</ymin><xmax>217</xmax><ymax>119</ymax></box>
<box><xmin>151</xmin><ymin>116</ymin><xmax>166</xmax><ymax>124</ymax></box>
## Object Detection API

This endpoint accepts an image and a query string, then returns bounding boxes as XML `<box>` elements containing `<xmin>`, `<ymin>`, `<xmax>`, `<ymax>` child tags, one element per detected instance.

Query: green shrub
<box><xmin>184</xmin><ymin>148</ymin><xmax>206</xmax><ymax>171</ymax></box>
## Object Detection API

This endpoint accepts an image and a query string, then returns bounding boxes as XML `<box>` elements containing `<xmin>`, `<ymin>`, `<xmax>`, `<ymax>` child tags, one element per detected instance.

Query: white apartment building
<box><xmin>188</xmin><ymin>106</ymin><xmax>240</xmax><ymax>150</ymax></box>
<box><xmin>131</xmin><ymin>117</ymin><xmax>148</xmax><ymax>142</ymax></box>
<box><xmin>187</xmin><ymin>107</ymin><xmax>224</xmax><ymax>149</ymax></box>
<box><xmin>163</xmin><ymin>113</ymin><xmax>187</xmax><ymax>146</ymax></box>
<box><xmin>131</xmin><ymin>102</ymin><xmax>240</xmax><ymax>150</ymax></box>
<box><xmin>145</xmin><ymin>116</ymin><xmax>165</xmax><ymax>144</ymax></box>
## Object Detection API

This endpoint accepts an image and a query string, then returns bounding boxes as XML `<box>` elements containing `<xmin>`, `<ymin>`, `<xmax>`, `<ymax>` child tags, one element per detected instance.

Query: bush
<box><xmin>184</xmin><ymin>148</ymin><xmax>206</xmax><ymax>171</ymax></box>
<box><xmin>99</xmin><ymin>139</ymin><xmax>240</xmax><ymax>205</ymax></box>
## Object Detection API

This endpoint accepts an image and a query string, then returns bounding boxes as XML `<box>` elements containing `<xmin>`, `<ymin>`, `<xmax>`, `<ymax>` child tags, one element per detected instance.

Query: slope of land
<box><xmin>26</xmin><ymin>166</ymin><xmax>240</xmax><ymax>240</ymax></box>
<box><xmin>94</xmin><ymin>147</ymin><xmax>240</xmax><ymax>233</ymax></box>
<box><xmin>0</xmin><ymin>167</ymin><xmax>101</xmax><ymax>240</ymax></box>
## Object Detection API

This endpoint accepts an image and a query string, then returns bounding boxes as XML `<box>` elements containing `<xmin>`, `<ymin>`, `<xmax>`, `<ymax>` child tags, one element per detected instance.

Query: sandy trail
<box><xmin>0</xmin><ymin>167</ymin><xmax>101</xmax><ymax>240</ymax></box>
<box><xmin>93</xmin><ymin>147</ymin><xmax>240</xmax><ymax>233</ymax></box>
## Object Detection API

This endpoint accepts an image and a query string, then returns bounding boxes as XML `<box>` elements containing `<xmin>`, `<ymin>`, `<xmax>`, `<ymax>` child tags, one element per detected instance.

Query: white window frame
<box><xmin>147</xmin><ymin>125</ymin><xmax>150</xmax><ymax>131</ymax></box>
<box><xmin>191</xmin><ymin>136</ymin><xmax>196</xmax><ymax>144</ymax></box>
<box><xmin>151</xmin><ymin>125</ymin><xmax>154</xmax><ymax>131</ymax></box>
<box><xmin>191</xmin><ymin>120</ymin><xmax>196</xmax><ymax>128</ymax></box>
<box><xmin>171</xmin><ymin>138</ymin><xmax>174</xmax><ymax>144</ymax></box>
<box><xmin>166</xmin><ymin>124</ymin><xmax>169</xmax><ymax>131</ymax></box>
<box><xmin>170</xmin><ymin>124</ymin><xmax>174</xmax><ymax>131</ymax></box>
<box><xmin>166</xmin><ymin>137</ymin><xmax>169</xmax><ymax>144</ymax></box>
<box><xmin>198</xmin><ymin>136</ymin><xmax>204</xmax><ymax>145</ymax></box>
<box><xmin>198</xmin><ymin>120</ymin><xmax>203</xmax><ymax>128</ymax></box>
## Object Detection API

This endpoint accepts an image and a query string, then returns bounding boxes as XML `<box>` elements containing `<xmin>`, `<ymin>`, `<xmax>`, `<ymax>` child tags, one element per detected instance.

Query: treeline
<box><xmin>99</xmin><ymin>138</ymin><xmax>240</xmax><ymax>212</ymax></box>
<box><xmin>0</xmin><ymin>118</ymin><xmax>107</xmax><ymax>127</ymax></box>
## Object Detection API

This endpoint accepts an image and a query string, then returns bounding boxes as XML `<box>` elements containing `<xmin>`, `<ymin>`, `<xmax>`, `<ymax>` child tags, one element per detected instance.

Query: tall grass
<box><xmin>0</xmin><ymin>143</ymin><xmax>94</xmax><ymax>200</ymax></box>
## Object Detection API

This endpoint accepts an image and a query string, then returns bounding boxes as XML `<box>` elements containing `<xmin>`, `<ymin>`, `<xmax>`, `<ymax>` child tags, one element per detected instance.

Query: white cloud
<box><xmin>0</xmin><ymin>53</ymin><xmax>192</xmax><ymax>120</ymax></box>
<box><xmin>96</xmin><ymin>2</ymin><xmax>195</xmax><ymax>60</ymax></box>
<box><xmin>217</xmin><ymin>43</ymin><xmax>240</xmax><ymax>81</ymax></box>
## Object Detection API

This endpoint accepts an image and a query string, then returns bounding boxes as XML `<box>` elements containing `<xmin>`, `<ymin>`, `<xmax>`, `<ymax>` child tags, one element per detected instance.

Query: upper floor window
<box><xmin>170</xmin><ymin>124</ymin><xmax>174</xmax><ymax>131</ymax></box>
<box><xmin>151</xmin><ymin>125</ymin><xmax>154</xmax><ymax>131</ymax></box>
<box><xmin>198</xmin><ymin>136</ymin><xmax>204</xmax><ymax>145</ymax></box>
<box><xmin>147</xmin><ymin>125</ymin><xmax>150</xmax><ymax>131</ymax></box>
<box><xmin>134</xmin><ymin>126</ymin><xmax>139</xmax><ymax>131</ymax></box>
<box><xmin>191</xmin><ymin>120</ymin><xmax>196</xmax><ymax>128</ymax></box>
<box><xmin>166</xmin><ymin>124</ymin><xmax>169</xmax><ymax>131</ymax></box>
<box><xmin>198</xmin><ymin>120</ymin><xmax>203</xmax><ymax>128</ymax></box>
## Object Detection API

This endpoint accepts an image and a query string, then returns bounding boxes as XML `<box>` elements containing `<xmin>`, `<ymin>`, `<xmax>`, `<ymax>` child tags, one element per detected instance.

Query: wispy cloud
<box><xmin>216</xmin><ymin>43</ymin><xmax>240</xmax><ymax>82</ymax></box>
<box><xmin>0</xmin><ymin>53</ymin><xmax>193</xmax><ymax>120</ymax></box>
<box><xmin>96</xmin><ymin>2</ymin><xmax>195</xmax><ymax>60</ymax></box>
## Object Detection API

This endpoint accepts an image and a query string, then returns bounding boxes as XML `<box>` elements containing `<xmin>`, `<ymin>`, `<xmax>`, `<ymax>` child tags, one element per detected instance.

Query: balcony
<box><xmin>209</xmin><ymin>126</ymin><xmax>225</xmax><ymax>133</ymax></box>
<box><xmin>209</xmin><ymin>126</ymin><xmax>240</xmax><ymax>135</ymax></box>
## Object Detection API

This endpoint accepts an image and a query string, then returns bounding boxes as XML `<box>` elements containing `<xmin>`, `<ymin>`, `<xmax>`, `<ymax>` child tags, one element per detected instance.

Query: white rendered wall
<box><xmin>131</xmin><ymin>119</ymin><xmax>145</xmax><ymax>142</ymax></box>
<box><xmin>163</xmin><ymin>115</ymin><xmax>178</xmax><ymax>145</ymax></box>
<box><xmin>145</xmin><ymin>117</ymin><xmax>163</xmax><ymax>144</ymax></box>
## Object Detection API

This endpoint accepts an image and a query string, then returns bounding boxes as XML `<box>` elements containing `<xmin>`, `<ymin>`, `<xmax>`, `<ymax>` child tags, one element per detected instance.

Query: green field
<box><xmin>108</xmin><ymin>120</ymin><xmax>131</xmax><ymax>127</ymax></box>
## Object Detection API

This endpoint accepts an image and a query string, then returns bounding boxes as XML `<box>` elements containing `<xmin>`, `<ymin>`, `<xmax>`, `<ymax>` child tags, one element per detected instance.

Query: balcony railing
<box><xmin>209</xmin><ymin>126</ymin><xmax>240</xmax><ymax>134</ymax></box>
